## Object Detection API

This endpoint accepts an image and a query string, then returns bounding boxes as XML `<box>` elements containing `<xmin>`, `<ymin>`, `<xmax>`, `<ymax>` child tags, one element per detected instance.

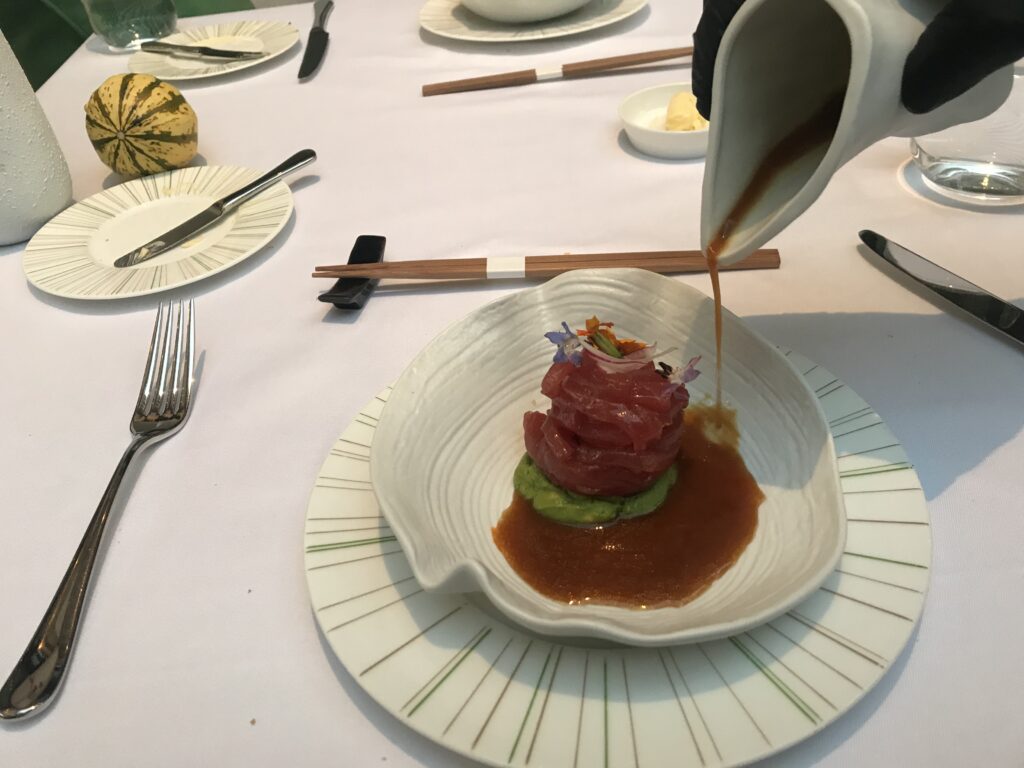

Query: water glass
<box><xmin>81</xmin><ymin>0</ymin><xmax>178</xmax><ymax>50</ymax></box>
<box><xmin>910</xmin><ymin>62</ymin><xmax>1024</xmax><ymax>206</ymax></box>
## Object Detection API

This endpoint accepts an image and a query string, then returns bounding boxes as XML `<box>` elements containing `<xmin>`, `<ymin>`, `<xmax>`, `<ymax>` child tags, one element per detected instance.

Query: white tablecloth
<box><xmin>2</xmin><ymin>2</ymin><xmax>1022</xmax><ymax>765</ymax></box>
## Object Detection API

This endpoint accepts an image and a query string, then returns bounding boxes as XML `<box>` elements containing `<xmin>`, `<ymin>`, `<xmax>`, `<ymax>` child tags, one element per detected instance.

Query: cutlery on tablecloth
<box><xmin>114</xmin><ymin>149</ymin><xmax>316</xmax><ymax>268</ymax></box>
<box><xmin>422</xmin><ymin>46</ymin><xmax>693</xmax><ymax>97</ymax></box>
<box><xmin>299</xmin><ymin>0</ymin><xmax>334</xmax><ymax>79</ymax></box>
<box><xmin>141</xmin><ymin>40</ymin><xmax>266</xmax><ymax>60</ymax></box>
<box><xmin>312</xmin><ymin>248</ymin><xmax>779</xmax><ymax>280</ymax></box>
<box><xmin>0</xmin><ymin>302</ymin><xmax>197</xmax><ymax>720</ymax></box>
<box><xmin>860</xmin><ymin>230</ymin><xmax>1024</xmax><ymax>347</ymax></box>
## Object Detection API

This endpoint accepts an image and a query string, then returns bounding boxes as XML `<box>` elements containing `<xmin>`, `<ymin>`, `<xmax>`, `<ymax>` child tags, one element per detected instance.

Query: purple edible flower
<box><xmin>671</xmin><ymin>355</ymin><xmax>701</xmax><ymax>385</ymax></box>
<box><xmin>544</xmin><ymin>322</ymin><xmax>583</xmax><ymax>366</ymax></box>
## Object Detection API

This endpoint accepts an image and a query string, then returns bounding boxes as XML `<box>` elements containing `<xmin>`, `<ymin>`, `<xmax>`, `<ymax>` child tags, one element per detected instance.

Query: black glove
<box><xmin>691</xmin><ymin>0</ymin><xmax>744</xmax><ymax>120</ymax></box>
<box><xmin>902</xmin><ymin>0</ymin><xmax>1024</xmax><ymax>113</ymax></box>
<box><xmin>692</xmin><ymin>0</ymin><xmax>1024</xmax><ymax>120</ymax></box>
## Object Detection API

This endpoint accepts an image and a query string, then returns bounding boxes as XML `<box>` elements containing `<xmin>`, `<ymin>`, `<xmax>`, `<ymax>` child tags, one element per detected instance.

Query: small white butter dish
<box><xmin>619</xmin><ymin>82</ymin><xmax>710</xmax><ymax>160</ymax></box>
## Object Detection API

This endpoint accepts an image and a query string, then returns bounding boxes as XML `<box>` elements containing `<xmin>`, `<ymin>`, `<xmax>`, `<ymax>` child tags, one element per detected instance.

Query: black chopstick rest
<box><xmin>318</xmin><ymin>235</ymin><xmax>385</xmax><ymax>310</ymax></box>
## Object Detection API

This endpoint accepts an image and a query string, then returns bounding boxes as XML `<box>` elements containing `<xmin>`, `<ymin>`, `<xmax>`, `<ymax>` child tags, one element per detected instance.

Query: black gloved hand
<box><xmin>691</xmin><ymin>0</ymin><xmax>744</xmax><ymax>120</ymax></box>
<box><xmin>692</xmin><ymin>0</ymin><xmax>1024</xmax><ymax>120</ymax></box>
<box><xmin>902</xmin><ymin>0</ymin><xmax>1024</xmax><ymax>113</ymax></box>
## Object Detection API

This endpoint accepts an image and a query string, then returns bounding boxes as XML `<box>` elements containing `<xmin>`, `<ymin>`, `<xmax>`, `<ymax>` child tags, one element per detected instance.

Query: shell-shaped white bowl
<box><xmin>460</xmin><ymin>0</ymin><xmax>592</xmax><ymax>23</ymax></box>
<box><xmin>619</xmin><ymin>82</ymin><xmax>709</xmax><ymax>160</ymax></box>
<box><xmin>371</xmin><ymin>269</ymin><xmax>845</xmax><ymax>645</ymax></box>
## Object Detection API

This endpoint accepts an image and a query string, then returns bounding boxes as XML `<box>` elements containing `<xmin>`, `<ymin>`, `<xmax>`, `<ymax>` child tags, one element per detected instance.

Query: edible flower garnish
<box><xmin>545</xmin><ymin>322</ymin><xmax>583</xmax><ymax>366</ymax></box>
<box><xmin>675</xmin><ymin>355</ymin><xmax>702</xmax><ymax>384</ymax></box>
<box><xmin>658</xmin><ymin>356</ymin><xmax>702</xmax><ymax>384</ymax></box>
<box><xmin>546</xmin><ymin>316</ymin><xmax>670</xmax><ymax>368</ymax></box>
<box><xmin>578</xmin><ymin>316</ymin><xmax>648</xmax><ymax>357</ymax></box>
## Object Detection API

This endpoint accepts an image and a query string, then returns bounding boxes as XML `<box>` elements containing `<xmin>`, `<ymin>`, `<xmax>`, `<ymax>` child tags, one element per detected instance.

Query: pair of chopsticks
<box><xmin>422</xmin><ymin>45</ymin><xmax>693</xmax><ymax>97</ymax></box>
<box><xmin>312</xmin><ymin>249</ymin><xmax>780</xmax><ymax>280</ymax></box>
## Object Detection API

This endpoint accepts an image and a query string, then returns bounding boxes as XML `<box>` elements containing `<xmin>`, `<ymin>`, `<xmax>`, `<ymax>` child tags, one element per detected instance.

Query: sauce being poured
<box><xmin>493</xmin><ymin>404</ymin><xmax>763</xmax><ymax>609</ymax></box>
<box><xmin>705</xmin><ymin>92</ymin><xmax>846</xmax><ymax>402</ymax></box>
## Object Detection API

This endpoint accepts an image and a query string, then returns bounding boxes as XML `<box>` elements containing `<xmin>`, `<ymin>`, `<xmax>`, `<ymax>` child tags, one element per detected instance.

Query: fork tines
<box><xmin>136</xmin><ymin>301</ymin><xmax>195</xmax><ymax>422</ymax></box>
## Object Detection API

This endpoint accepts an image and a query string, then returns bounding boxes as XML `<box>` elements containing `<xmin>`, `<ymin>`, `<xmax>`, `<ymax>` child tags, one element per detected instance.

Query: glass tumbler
<box><xmin>910</xmin><ymin>61</ymin><xmax>1024</xmax><ymax>206</ymax></box>
<box><xmin>81</xmin><ymin>0</ymin><xmax>178</xmax><ymax>50</ymax></box>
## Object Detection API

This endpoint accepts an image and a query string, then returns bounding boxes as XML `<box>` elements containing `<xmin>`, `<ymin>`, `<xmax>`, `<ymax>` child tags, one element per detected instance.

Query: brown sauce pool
<box><xmin>705</xmin><ymin>91</ymin><xmax>846</xmax><ymax>402</ymax></box>
<box><xmin>493</xmin><ymin>404</ymin><xmax>764</xmax><ymax>609</ymax></box>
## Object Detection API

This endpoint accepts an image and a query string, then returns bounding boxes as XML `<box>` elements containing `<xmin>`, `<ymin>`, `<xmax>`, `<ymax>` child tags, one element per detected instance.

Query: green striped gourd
<box><xmin>85</xmin><ymin>73</ymin><xmax>198</xmax><ymax>178</ymax></box>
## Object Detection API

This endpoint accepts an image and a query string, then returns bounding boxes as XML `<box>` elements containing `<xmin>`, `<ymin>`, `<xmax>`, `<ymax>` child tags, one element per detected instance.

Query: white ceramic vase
<box><xmin>0</xmin><ymin>31</ymin><xmax>72</xmax><ymax>246</ymax></box>
<box><xmin>700</xmin><ymin>0</ymin><xmax>1015</xmax><ymax>265</ymax></box>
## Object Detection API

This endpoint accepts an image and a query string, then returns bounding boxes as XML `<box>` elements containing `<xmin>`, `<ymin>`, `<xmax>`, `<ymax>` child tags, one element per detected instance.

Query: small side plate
<box><xmin>23</xmin><ymin>165</ymin><xmax>292</xmax><ymax>300</ymax></box>
<box><xmin>128</xmin><ymin>20</ymin><xmax>299</xmax><ymax>80</ymax></box>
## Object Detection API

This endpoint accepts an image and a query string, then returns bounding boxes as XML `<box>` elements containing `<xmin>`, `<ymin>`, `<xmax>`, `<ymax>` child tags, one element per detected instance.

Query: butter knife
<box><xmin>114</xmin><ymin>149</ymin><xmax>317</xmax><ymax>269</ymax></box>
<box><xmin>141</xmin><ymin>41</ymin><xmax>265</xmax><ymax>60</ymax></box>
<box><xmin>298</xmin><ymin>0</ymin><xmax>334</xmax><ymax>79</ymax></box>
<box><xmin>859</xmin><ymin>230</ymin><xmax>1024</xmax><ymax>347</ymax></box>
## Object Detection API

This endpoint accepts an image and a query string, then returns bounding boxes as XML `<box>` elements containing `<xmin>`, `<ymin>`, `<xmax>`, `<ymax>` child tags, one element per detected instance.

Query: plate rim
<box><xmin>22</xmin><ymin>164</ymin><xmax>294</xmax><ymax>300</ymax></box>
<box><xmin>418</xmin><ymin>0</ymin><xmax>648</xmax><ymax>43</ymax></box>
<box><xmin>371</xmin><ymin>268</ymin><xmax>847</xmax><ymax>645</ymax></box>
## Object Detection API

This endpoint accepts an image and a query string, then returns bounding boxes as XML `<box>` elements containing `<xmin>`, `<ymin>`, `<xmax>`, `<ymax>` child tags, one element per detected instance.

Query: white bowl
<box><xmin>460</xmin><ymin>0</ymin><xmax>592</xmax><ymax>23</ymax></box>
<box><xmin>371</xmin><ymin>269</ymin><xmax>845</xmax><ymax>646</ymax></box>
<box><xmin>619</xmin><ymin>82</ymin><xmax>710</xmax><ymax>160</ymax></box>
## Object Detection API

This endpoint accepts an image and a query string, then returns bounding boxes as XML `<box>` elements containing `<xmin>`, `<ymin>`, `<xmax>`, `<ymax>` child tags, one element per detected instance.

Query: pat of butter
<box><xmin>664</xmin><ymin>91</ymin><xmax>708</xmax><ymax>132</ymax></box>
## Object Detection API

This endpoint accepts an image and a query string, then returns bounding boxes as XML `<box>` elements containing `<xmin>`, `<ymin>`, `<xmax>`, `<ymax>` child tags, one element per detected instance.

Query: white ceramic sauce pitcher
<box><xmin>0</xmin><ymin>31</ymin><xmax>72</xmax><ymax>246</ymax></box>
<box><xmin>700</xmin><ymin>0</ymin><xmax>1015</xmax><ymax>265</ymax></box>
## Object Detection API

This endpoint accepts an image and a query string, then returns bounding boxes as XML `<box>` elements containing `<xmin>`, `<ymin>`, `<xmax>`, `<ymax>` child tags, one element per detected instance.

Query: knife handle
<box><xmin>317</xmin><ymin>0</ymin><xmax>334</xmax><ymax>26</ymax></box>
<box><xmin>220</xmin><ymin>149</ymin><xmax>317</xmax><ymax>211</ymax></box>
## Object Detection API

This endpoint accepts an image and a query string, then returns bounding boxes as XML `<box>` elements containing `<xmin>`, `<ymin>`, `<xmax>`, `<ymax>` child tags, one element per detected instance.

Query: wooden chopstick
<box><xmin>312</xmin><ymin>249</ymin><xmax>780</xmax><ymax>280</ymax></box>
<box><xmin>422</xmin><ymin>46</ymin><xmax>694</xmax><ymax>97</ymax></box>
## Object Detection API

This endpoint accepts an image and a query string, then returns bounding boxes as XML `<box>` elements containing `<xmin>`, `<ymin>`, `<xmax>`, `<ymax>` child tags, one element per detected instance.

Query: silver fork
<box><xmin>0</xmin><ymin>301</ymin><xmax>196</xmax><ymax>720</ymax></box>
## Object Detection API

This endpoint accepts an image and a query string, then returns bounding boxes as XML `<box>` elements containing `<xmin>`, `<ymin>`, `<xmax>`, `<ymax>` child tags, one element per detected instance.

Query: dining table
<box><xmin>2</xmin><ymin>1</ymin><xmax>1023</xmax><ymax>765</ymax></box>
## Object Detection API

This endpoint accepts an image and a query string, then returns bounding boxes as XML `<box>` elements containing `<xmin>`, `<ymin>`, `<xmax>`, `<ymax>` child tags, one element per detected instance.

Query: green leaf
<box><xmin>591</xmin><ymin>332</ymin><xmax>622</xmax><ymax>358</ymax></box>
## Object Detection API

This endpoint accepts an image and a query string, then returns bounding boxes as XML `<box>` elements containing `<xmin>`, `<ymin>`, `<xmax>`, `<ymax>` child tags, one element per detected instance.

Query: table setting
<box><xmin>1</xmin><ymin>1</ymin><xmax>1023</xmax><ymax>767</ymax></box>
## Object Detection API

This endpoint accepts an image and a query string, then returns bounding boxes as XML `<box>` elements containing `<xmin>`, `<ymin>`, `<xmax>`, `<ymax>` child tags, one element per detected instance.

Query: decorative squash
<box><xmin>85</xmin><ymin>73</ymin><xmax>198</xmax><ymax>178</ymax></box>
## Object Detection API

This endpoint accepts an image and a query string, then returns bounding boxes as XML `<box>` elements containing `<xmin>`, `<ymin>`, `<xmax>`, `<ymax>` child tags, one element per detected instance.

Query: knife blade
<box><xmin>859</xmin><ymin>230</ymin><xmax>1024</xmax><ymax>347</ymax></box>
<box><xmin>141</xmin><ymin>41</ymin><xmax>265</xmax><ymax>60</ymax></box>
<box><xmin>114</xmin><ymin>149</ymin><xmax>317</xmax><ymax>268</ymax></box>
<box><xmin>298</xmin><ymin>0</ymin><xmax>334</xmax><ymax>79</ymax></box>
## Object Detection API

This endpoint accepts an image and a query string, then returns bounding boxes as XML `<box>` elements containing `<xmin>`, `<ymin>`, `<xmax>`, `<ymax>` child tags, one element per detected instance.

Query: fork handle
<box><xmin>0</xmin><ymin>436</ymin><xmax>148</xmax><ymax>720</ymax></box>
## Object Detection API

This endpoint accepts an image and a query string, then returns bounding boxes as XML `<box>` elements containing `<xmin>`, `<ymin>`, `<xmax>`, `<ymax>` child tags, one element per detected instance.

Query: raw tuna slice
<box><xmin>524</xmin><ymin>350</ymin><xmax>694</xmax><ymax>497</ymax></box>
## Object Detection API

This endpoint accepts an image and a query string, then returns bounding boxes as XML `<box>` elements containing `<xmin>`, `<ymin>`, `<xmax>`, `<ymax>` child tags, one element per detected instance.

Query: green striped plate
<box><xmin>304</xmin><ymin>352</ymin><xmax>930</xmax><ymax>767</ymax></box>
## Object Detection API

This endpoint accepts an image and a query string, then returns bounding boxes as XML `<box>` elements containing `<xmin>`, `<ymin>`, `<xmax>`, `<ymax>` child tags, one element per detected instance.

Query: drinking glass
<box><xmin>81</xmin><ymin>0</ymin><xmax>178</xmax><ymax>50</ymax></box>
<box><xmin>910</xmin><ymin>61</ymin><xmax>1024</xmax><ymax>206</ymax></box>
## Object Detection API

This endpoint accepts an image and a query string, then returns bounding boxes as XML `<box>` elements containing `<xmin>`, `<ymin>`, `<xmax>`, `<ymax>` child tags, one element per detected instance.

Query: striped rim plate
<box><xmin>304</xmin><ymin>351</ymin><xmax>930</xmax><ymax>768</ymax></box>
<box><xmin>419</xmin><ymin>0</ymin><xmax>648</xmax><ymax>43</ymax></box>
<box><xmin>128</xmin><ymin>20</ymin><xmax>299</xmax><ymax>80</ymax></box>
<box><xmin>23</xmin><ymin>165</ymin><xmax>293</xmax><ymax>300</ymax></box>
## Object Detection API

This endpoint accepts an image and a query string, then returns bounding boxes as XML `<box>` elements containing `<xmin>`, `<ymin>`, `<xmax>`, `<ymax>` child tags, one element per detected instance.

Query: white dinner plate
<box><xmin>128</xmin><ymin>20</ymin><xmax>299</xmax><ymax>80</ymax></box>
<box><xmin>23</xmin><ymin>165</ymin><xmax>293</xmax><ymax>300</ymax></box>
<box><xmin>419</xmin><ymin>0</ymin><xmax>647</xmax><ymax>43</ymax></box>
<box><xmin>304</xmin><ymin>351</ymin><xmax>931</xmax><ymax>768</ymax></box>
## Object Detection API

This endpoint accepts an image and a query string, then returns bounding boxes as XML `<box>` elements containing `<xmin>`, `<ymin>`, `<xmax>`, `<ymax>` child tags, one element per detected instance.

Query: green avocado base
<box><xmin>512</xmin><ymin>454</ymin><xmax>678</xmax><ymax>525</ymax></box>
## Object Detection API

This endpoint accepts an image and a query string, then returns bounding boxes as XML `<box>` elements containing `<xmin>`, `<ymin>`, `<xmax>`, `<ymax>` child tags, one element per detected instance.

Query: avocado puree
<box><xmin>512</xmin><ymin>454</ymin><xmax>678</xmax><ymax>525</ymax></box>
